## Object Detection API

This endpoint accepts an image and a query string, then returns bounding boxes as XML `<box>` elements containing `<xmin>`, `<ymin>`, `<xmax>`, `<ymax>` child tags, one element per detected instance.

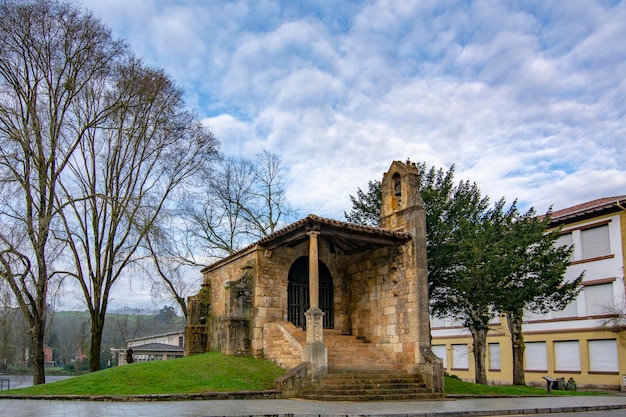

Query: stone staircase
<box><xmin>294</xmin><ymin>330</ymin><xmax>442</xmax><ymax>401</ymax></box>
<box><xmin>324</xmin><ymin>331</ymin><xmax>400</xmax><ymax>371</ymax></box>
<box><xmin>296</xmin><ymin>369</ymin><xmax>439</xmax><ymax>401</ymax></box>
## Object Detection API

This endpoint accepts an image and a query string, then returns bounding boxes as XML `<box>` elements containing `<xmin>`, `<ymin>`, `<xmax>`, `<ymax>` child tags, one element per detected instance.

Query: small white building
<box><xmin>115</xmin><ymin>331</ymin><xmax>185</xmax><ymax>366</ymax></box>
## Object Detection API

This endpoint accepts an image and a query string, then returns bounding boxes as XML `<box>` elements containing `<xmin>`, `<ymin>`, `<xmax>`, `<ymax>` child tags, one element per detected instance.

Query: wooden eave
<box><xmin>547</xmin><ymin>196</ymin><xmax>626</xmax><ymax>227</ymax></box>
<box><xmin>202</xmin><ymin>214</ymin><xmax>411</xmax><ymax>272</ymax></box>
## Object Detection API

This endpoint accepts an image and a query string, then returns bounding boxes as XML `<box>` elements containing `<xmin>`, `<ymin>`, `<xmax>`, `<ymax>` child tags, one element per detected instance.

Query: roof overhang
<box><xmin>548</xmin><ymin>196</ymin><xmax>626</xmax><ymax>227</ymax></box>
<box><xmin>260</xmin><ymin>214</ymin><xmax>412</xmax><ymax>255</ymax></box>
<box><xmin>202</xmin><ymin>215</ymin><xmax>411</xmax><ymax>272</ymax></box>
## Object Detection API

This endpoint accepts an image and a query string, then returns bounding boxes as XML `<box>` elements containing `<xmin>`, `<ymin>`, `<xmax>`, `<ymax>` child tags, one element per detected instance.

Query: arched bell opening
<box><xmin>287</xmin><ymin>256</ymin><xmax>334</xmax><ymax>329</ymax></box>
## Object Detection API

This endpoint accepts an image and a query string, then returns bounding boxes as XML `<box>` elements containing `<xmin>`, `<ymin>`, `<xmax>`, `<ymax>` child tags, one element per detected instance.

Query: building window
<box><xmin>393</xmin><ymin>173</ymin><xmax>402</xmax><ymax>207</ymax></box>
<box><xmin>432</xmin><ymin>345</ymin><xmax>447</xmax><ymax>369</ymax></box>
<box><xmin>588</xmin><ymin>339</ymin><xmax>618</xmax><ymax>373</ymax></box>
<box><xmin>581</xmin><ymin>224</ymin><xmax>610</xmax><ymax>259</ymax></box>
<box><xmin>553</xmin><ymin>298</ymin><xmax>578</xmax><ymax>319</ymax></box>
<box><xmin>524</xmin><ymin>342</ymin><xmax>547</xmax><ymax>371</ymax></box>
<box><xmin>452</xmin><ymin>344</ymin><xmax>469</xmax><ymax>370</ymax></box>
<box><xmin>430</xmin><ymin>314</ymin><xmax>464</xmax><ymax>328</ymax></box>
<box><xmin>556</xmin><ymin>233</ymin><xmax>574</xmax><ymax>261</ymax></box>
<box><xmin>584</xmin><ymin>283</ymin><xmax>613</xmax><ymax>316</ymax></box>
<box><xmin>554</xmin><ymin>341</ymin><xmax>580</xmax><ymax>372</ymax></box>
<box><xmin>488</xmin><ymin>343</ymin><xmax>501</xmax><ymax>371</ymax></box>
<box><xmin>430</xmin><ymin>315</ymin><xmax>447</xmax><ymax>328</ymax></box>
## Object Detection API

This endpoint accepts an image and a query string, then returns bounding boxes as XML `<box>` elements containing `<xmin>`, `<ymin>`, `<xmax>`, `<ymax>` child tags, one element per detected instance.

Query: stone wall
<box><xmin>346</xmin><ymin>244</ymin><xmax>420</xmax><ymax>371</ymax></box>
<box><xmin>262</xmin><ymin>322</ymin><xmax>304</xmax><ymax>370</ymax></box>
<box><xmin>185</xmin><ymin>249</ymin><xmax>257</xmax><ymax>356</ymax></box>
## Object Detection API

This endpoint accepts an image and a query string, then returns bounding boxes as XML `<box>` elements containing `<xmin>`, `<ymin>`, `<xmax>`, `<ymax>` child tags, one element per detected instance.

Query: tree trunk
<box><xmin>508</xmin><ymin>312</ymin><xmax>526</xmax><ymax>385</ymax></box>
<box><xmin>29</xmin><ymin>319</ymin><xmax>46</xmax><ymax>385</ymax></box>
<box><xmin>470</xmin><ymin>327</ymin><xmax>488</xmax><ymax>384</ymax></box>
<box><xmin>89</xmin><ymin>314</ymin><xmax>105</xmax><ymax>372</ymax></box>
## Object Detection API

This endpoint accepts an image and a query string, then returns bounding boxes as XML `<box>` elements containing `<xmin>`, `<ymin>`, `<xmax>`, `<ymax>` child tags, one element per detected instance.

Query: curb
<box><xmin>413</xmin><ymin>404</ymin><xmax>626</xmax><ymax>417</ymax></box>
<box><xmin>0</xmin><ymin>389</ymin><xmax>282</xmax><ymax>402</ymax></box>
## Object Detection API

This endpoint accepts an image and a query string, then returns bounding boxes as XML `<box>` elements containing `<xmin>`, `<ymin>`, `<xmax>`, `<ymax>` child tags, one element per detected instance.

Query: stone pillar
<box><xmin>308</xmin><ymin>231</ymin><xmax>320</xmax><ymax>308</ymax></box>
<box><xmin>303</xmin><ymin>231</ymin><xmax>327</xmax><ymax>380</ymax></box>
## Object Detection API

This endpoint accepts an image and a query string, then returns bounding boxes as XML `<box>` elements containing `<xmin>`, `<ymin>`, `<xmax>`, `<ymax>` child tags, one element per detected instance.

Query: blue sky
<box><xmin>68</xmin><ymin>0</ymin><xmax>626</xmax><ymax>310</ymax></box>
<box><xmin>78</xmin><ymin>0</ymin><xmax>625</xmax><ymax>219</ymax></box>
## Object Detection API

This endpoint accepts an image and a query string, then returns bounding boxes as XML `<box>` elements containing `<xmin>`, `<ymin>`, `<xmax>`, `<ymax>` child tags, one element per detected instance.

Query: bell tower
<box><xmin>380</xmin><ymin>160</ymin><xmax>432</xmax><ymax>369</ymax></box>
<box><xmin>380</xmin><ymin>160</ymin><xmax>424</xmax><ymax>231</ymax></box>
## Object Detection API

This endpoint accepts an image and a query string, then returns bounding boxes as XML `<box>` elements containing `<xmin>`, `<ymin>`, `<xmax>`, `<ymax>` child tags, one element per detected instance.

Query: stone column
<box><xmin>303</xmin><ymin>231</ymin><xmax>327</xmax><ymax>380</ymax></box>
<box><xmin>308</xmin><ymin>231</ymin><xmax>320</xmax><ymax>308</ymax></box>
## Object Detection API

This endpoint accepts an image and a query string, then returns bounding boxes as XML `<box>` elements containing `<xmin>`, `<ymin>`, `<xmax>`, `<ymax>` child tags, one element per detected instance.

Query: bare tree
<box><xmin>244</xmin><ymin>150</ymin><xmax>293</xmax><ymax>238</ymax></box>
<box><xmin>180</xmin><ymin>151</ymin><xmax>293</xmax><ymax>257</ymax></box>
<box><xmin>180</xmin><ymin>156</ymin><xmax>256</xmax><ymax>258</ymax></box>
<box><xmin>55</xmin><ymin>58</ymin><xmax>219</xmax><ymax>371</ymax></box>
<box><xmin>143</xmin><ymin>152</ymin><xmax>293</xmax><ymax>317</ymax></box>
<box><xmin>0</xmin><ymin>282</ymin><xmax>20</xmax><ymax>370</ymax></box>
<box><xmin>142</xmin><ymin>156</ymin><xmax>256</xmax><ymax>317</ymax></box>
<box><xmin>0</xmin><ymin>0</ymin><xmax>125</xmax><ymax>384</ymax></box>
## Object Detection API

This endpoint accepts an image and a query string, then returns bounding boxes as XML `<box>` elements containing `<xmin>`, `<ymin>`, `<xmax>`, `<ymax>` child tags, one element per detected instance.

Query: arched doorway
<box><xmin>287</xmin><ymin>256</ymin><xmax>334</xmax><ymax>329</ymax></box>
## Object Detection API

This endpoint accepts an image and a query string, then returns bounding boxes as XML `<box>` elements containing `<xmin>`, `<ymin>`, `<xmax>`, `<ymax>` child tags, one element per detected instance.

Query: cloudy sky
<box><xmin>77</xmin><ymin>0</ymin><xmax>625</xmax><ymax>219</ymax></box>
<box><xmin>63</xmin><ymin>0</ymin><xmax>626</xmax><ymax>310</ymax></box>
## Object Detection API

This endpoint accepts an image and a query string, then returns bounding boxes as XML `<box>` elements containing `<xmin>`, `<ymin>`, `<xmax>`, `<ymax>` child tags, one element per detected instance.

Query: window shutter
<box><xmin>553</xmin><ymin>299</ymin><xmax>578</xmax><ymax>318</ymax></box>
<box><xmin>452</xmin><ymin>344</ymin><xmax>469</xmax><ymax>369</ymax></box>
<box><xmin>589</xmin><ymin>339</ymin><xmax>618</xmax><ymax>372</ymax></box>
<box><xmin>581</xmin><ymin>225</ymin><xmax>610</xmax><ymax>259</ymax></box>
<box><xmin>525</xmin><ymin>342</ymin><xmax>547</xmax><ymax>371</ymax></box>
<box><xmin>554</xmin><ymin>341</ymin><xmax>580</xmax><ymax>371</ymax></box>
<box><xmin>432</xmin><ymin>345</ymin><xmax>447</xmax><ymax>368</ymax></box>
<box><xmin>585</xmin><ymin>283</ymin><xmax>613</xmax><ymax>316</ymax></box>
<box><xmin>489</xmin><ymin>343</ymin><xmax>501</xmax><ymax>370</ymax></box>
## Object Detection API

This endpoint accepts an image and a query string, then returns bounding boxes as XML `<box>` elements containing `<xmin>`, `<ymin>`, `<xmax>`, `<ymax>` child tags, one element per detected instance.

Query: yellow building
<box><xmin>431</xmin><ymin>196</ymin><xmax>626</xmax><ymax>390</ymax></box>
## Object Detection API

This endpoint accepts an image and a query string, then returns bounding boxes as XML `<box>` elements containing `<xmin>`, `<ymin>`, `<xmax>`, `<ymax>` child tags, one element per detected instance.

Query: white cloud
<box><xmin>77</xmin><ymin>0</ymin><xmax>625</xmax><ymax>220</ymax></box>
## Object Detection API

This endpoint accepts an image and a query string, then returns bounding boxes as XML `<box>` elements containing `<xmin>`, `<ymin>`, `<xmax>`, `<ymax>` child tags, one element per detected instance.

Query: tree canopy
<box><xmin>345</xmin><ymin>161</ymin><xmax>580</xmax><ymax>384</ymax></box>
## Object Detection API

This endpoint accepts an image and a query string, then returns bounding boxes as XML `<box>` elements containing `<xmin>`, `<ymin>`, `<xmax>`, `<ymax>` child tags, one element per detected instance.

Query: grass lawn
<box><xmin>1</xmin><ymin>354</ymin><xmax>609</xmax><ymax>397</ymax></box>
<box><xmin>1</xmin><ymin>352</ymin><xmax>285</xmax><ymax>396</ymax></box>
<box><xmin>445</xmin><ymin>375</ymin><xmax>609</xmax><ymax>396</ymax></box>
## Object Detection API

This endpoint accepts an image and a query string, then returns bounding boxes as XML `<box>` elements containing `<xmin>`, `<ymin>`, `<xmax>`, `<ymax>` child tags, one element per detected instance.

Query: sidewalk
<box><xmin>1</xmin><ymin>395</ymin><xmax>626</xmax><ymax>417</ymax></box>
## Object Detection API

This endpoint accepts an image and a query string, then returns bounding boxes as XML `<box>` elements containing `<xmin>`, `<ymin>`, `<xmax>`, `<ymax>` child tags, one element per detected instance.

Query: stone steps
<box><xmin>274</xmin><ymin>328</ymin><xmax>441</xmax><ymax>401</ymax></box>
<box><xmin>323</xmin><ymin>332</ymin><xmax>400</xmax><ymax>371</ymax></box>
<box><xmin>296</xmin><ymin>370</ymin><xmax>441</xmax><ymax>402</ymax></box>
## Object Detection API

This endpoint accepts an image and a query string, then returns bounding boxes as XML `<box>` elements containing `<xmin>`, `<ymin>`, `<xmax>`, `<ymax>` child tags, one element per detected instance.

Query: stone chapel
<box><xmin>184</xmin><ymin>160</ymin><xmax>443</xmax><ymax>395</ymax></box>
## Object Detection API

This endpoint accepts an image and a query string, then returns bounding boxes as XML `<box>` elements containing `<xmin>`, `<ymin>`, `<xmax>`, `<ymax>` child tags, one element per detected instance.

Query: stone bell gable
<box><xmin>184</xmin><ymin>160</ymin><xmax>443</xmax><ymax>393</ymax></box>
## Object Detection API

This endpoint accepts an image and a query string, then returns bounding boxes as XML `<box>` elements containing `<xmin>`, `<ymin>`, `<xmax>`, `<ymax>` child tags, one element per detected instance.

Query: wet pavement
<box><xmin>1</xmin><ymin>395</ymin><xmax>626</xmax><ymax>417</ymax></box>
<box><xmin>0</xmin><ymin>375</ymin><xmax>73</xmax><ymax>390</ymax></box>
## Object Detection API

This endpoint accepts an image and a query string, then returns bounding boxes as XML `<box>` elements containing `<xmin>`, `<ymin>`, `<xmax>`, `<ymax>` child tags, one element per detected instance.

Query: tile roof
<box><xmin>202</xmin><ymin>214</ymin><xmax>411</xmax><ymax>272</ymax></box>
<box><xmin>129</xmin><ymin>342</ymin><xmax>184</xmax><ymax>352</ymax></box>
<box><xmin>548</xmin><ymin>195</ymin><xmax>626</xmax><ymax>224</ymax></box>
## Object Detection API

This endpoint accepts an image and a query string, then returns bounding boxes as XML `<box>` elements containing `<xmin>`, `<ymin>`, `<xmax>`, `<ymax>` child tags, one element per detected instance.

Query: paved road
<box><xmin>499</xmin><ymin>410</ymin><xmax>626</xmax><ymax>417</ymax></box>
<box><xmin>2</xmin><ymin>395</ymin><xmax>626</xmax><ymax>417</ymax></box>
<box><xmin>0</xmin><ymin>375</ymin><xmax>73</xmax><ymax>390</ymax></box>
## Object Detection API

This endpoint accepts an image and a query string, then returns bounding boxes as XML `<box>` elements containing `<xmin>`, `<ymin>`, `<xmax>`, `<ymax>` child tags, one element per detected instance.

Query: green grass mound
<box><xmin>445</xmin><ymin>376</ymin><xmax>608</xmax><ymax>396</ymax></box>
<box><xmin>2</xmin><ymin>352</ymin><xmax>285</xmax><ymax>396</ymax></box>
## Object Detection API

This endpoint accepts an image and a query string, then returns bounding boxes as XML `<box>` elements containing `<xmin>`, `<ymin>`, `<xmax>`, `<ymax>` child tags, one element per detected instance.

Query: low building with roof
<box><xmin>115</xmin><ymin>331</ymin><xmax>185</xmax><ymax>366</ymax></box>
<box><xmin>184</xmin><ymin>161</ymin><xmax>444</xmax><ymax>399</ymax></box>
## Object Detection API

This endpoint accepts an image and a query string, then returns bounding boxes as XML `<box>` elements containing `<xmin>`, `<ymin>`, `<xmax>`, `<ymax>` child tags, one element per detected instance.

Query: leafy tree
<box><xmin>344</xmin><ymin>180</ymin><xmax>381</xmax><ymax>226</ymax></box>
<box><xmin>428</xmin><ymin>182</ymin><xmax>496</xmax><ymax>384</ymax></box>
<box><xmin>346</xmin><ymin>162</ymin><xmax>578</xmax><ymax>385</ymax></box>
<box><xmin>491</xmin><ymin>207</ymin><xmax>582</xmax><ymax>385</ymax></box>
<box><xmin>0</xmin><ymin>0</ymin><xmax>126</xmax><ymax>384</ymax></box>
<box><xmin>156</xmin><ymin>305</ymin><xmax>177</xmax><ymax>324</ymax></box>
